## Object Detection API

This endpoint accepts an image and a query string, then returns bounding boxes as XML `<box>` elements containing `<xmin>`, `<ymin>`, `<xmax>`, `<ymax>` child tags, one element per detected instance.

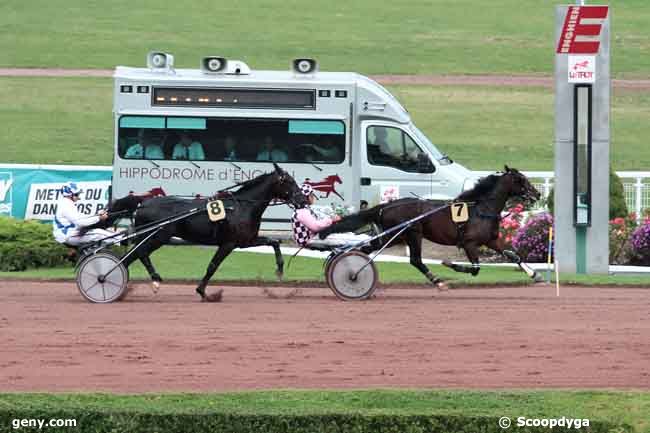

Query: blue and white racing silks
<box><xmin>52</xmin><ymin>197</ymin><xmax>100</xmax><ymax>244</ymax></box>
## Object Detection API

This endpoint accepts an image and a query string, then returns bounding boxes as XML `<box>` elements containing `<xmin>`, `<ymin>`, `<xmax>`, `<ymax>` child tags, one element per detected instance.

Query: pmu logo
<box><xmin>0</xmin><ymin>172</ymin><xmax>13</xmax><ymax>216</ymax></box>
<box><xmin>556</xmin><ymin>6</ymin><xmax>608</xmax><ymax>54</ymax></box>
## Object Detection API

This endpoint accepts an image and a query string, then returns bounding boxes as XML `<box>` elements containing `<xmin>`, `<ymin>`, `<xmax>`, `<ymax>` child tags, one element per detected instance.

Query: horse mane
<box><xmin>229</xmin><ymin>171</ymin><xmax>275</xmax><ymax>195</ymax></box>
<box><xmin>455</xmin><ymin>173</ymin><xmax>501</xmax><ymax>202</ymax></box>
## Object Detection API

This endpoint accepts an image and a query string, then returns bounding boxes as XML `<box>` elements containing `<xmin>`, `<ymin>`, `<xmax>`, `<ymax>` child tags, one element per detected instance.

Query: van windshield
<box><xmin>410</xmin><ymin>125</ymin><xmax>449</xmax><ymax>164</ymax></box>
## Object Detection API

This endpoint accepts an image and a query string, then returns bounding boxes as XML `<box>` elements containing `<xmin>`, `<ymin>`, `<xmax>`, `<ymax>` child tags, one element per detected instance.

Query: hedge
<box><xmin>546</xmin><ymin>169</ymin><xmax>629</xmax><ymax>219</ymax></box>
<box><xmin>0</xmin><ymin>410</ymin><xmax>627</xmax><ymax>433</ymax></box>
<box><xmin>0</xmin><ymin>216</ymin><xmax>71</xmax><ymax>271</ymax></box>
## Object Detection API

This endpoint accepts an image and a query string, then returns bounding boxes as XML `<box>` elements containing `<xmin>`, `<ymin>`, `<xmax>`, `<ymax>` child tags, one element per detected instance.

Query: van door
<box><xmin>360</xmin><ymin>122</ymin><xmax>439</xmax><ymax>205</ymax></box>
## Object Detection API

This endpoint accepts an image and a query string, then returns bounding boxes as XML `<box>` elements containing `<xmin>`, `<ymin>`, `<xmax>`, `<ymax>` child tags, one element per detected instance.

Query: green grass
<box><xmin>1</xmin><ymin>0</ymin><xmax>649</xmax><ymax>78</ymax></box>
<box><xmin>1</xmin><ymin>247</ymin><xmax>648</xmax><ymax>286</ymax></box>
<box><xmin>0</xmin><ymin>390</ymin><xmax>648</xmax><ymax>432</ymax></box>
<box><xmin>2</xmin><ymin>77</ymin><xmax>650</xmax><ymax>170</ymax></box>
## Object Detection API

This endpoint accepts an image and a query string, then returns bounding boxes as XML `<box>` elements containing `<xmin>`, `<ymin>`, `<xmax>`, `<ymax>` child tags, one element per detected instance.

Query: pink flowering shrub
<box><xmin>609</xmin><ymin>213</ymin><xmax>637</xmax><ymax>265</ymax></box>
<box><xmin>512</xmin><ymin>212</ymin><xmax>553</xmax><ymax>263</ymax></box>
<box><xmin>498</xmin><ymin>204</ymin><xmax>525</xmax><ymax>250</ymax></box>
<box><xmin>630</xmin><ymin>218</ymin><xmax>650</xmax><ymax>265</ymax></box>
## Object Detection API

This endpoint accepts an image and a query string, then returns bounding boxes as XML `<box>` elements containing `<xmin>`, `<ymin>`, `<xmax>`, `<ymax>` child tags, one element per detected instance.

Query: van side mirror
<box><xmin>417</xmin><ymin>153</ymin><xmax>435</xmax><ymax>173</ymax></box>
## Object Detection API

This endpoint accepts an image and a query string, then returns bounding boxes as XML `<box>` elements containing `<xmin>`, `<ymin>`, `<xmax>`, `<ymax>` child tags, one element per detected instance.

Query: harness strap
<box><xmin>477</xmin><ymin>210</ymin><xmax>500</xmax><ymax>220</ymax></box>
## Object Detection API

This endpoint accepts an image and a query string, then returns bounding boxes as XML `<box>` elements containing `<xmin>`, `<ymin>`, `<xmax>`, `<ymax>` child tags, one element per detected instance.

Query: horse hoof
<box><xmin>436</xmin><ymin>281</ymin><xmax>449</xmax><ymax>291</ymax></box>
<box><xmin>275</xmin><ymin>271</ymin><xmax>284</xmax><ymax>282</ymax></box>
<box><xmin>151</xmin><ymin>280</ymin><xmax>160</xmax><ymax>294</ymax></box>
<box><xmin>203</xmin><ymin>289</ymin><xmax>224</xmax><ymax>303</ymax></box>
<box><xmin>441</xmin><ymin>260</ymin><xmax>453</xmax><ymax>268</ymax></box>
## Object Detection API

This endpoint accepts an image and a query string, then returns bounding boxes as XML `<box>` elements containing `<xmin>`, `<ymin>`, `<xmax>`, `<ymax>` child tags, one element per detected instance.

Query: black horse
<box><xmin>318</xmin><ymin>166</ymin><xmax>542</xmax><ymax>288</ymax></box>
<box><xmin>91</xmin><ymin>164</ymin><xmax>307</xmax><ymax>301</ymax></box>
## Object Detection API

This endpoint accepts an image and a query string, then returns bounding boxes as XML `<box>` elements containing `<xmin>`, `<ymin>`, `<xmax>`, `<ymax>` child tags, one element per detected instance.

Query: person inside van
<box><xmin>172</xmin><ymin>131</ymin><xmax>205</xmax><ymax>160</ymax></box>
<box><xmin>124</xmin><ymin>130</ymin><xmax>164</xmax><ymax>159</ymax></box>
<box><xmin>299</xmin><ymin>138</ymin><xmax>343</xmax><ymax>163</ymax></box>
<box><xmin>222</xmin><ymin>136</ymin><xmax>238</xmax><ymax>161</ymax></box>
<box><xmin>256</xmin><ymin>136</ymin><xmax>288</xmax><ymax>162</ymax></box>
<box><xmin>367</xmin><ymin>126</ymin><xmax>401</xmax><ymax>168</ymax></box>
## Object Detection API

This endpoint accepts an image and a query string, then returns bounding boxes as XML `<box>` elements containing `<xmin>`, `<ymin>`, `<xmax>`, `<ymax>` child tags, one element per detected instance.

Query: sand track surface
<box><xmin>1</xmin><ymin>281</ymin><xmax>648</xmax><ymax>392</ymax></box>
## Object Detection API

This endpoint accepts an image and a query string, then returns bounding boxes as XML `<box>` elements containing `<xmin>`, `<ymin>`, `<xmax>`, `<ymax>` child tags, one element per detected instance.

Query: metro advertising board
<box><xmin>0</xmin><ymin>164</ymin><xmax>112</xmax><ymax>220</ymax></box>
<box><xmin>0</xmin><ymin>172</ymin><xmax>13</xmax><ymax>216</ymax></box>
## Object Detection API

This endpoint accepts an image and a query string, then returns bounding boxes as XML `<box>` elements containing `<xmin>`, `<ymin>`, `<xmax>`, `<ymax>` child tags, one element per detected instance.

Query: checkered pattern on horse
<box><xmin>291</xmin><ymin>210</ymin><xmax>313</xmax><ymax>247</ymax></box>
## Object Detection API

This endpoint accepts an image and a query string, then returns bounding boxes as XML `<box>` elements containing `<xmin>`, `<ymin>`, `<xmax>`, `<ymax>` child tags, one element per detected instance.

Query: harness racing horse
<box><xmin>317</xmin><ymin>166</ymin><xmax>542</xmax><ymax>289</ymax></box>
<box><xmin>108</xmin><ymin>164</ymin><xmax>306</xmax><ymax>301</ymax></box>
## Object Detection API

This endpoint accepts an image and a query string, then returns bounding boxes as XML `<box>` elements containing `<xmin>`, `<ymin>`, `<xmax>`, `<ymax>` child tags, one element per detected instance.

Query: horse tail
<box><xmin>318</xmin><ymin>207</ymin><xmax>382</xmax><ymax>239</ymax></box>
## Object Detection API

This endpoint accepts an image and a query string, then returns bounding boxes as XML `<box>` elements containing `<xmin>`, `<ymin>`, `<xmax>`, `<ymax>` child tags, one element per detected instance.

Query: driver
<box><xmin>291</xmin><ymin>184</ymin><xmax>371</xmax><ymax>248</ymax></box>
<box><xmin>52</xmin><ymin>182</ymin><xmax>121</xmax><ymax>246</ymax></box>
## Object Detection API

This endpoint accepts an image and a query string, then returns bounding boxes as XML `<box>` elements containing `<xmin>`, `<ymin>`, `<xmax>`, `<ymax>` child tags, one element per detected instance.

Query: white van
<box><xmin>111</xmin><ymin>53</ymin><xmax>474</xmax><ymax>230</ymax></box>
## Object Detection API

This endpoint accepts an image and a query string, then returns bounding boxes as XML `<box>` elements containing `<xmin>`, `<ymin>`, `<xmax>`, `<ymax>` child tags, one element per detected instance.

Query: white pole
<box><xmin>636</xmin><ymin>177</ymin><xmax>643</xmax><ymax>224</ymax></box>
<box><xmin>555</xmin><ymin>259</ymin><xmax>560</xmax><ymax>297</ymax></box>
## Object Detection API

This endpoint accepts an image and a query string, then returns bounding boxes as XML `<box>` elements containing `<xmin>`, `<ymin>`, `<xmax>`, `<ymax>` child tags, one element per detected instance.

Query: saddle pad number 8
<box><xmin>206</xmin><ymin>200</ymin><xmax>226</xmax><ymax>222</ymax></box>
<box><xmin>451</xmin><ymin>202</ymin><xmax>469</xmax><ymax>223</ymax></box>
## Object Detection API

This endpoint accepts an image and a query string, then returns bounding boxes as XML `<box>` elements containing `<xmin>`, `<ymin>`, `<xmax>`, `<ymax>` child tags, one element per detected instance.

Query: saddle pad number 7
<box><xmin>451</xmin><ymin>202</ymin><xmax>469</xmax><ymax>223</ymax></box>
<box><xmin>206</xmin><ymin>200</ymin><xmax>226</xmax><ymax>222</ymax></box>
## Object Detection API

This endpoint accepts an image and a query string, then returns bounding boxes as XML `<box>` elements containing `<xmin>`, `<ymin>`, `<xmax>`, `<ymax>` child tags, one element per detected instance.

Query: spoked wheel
<box><xmin>326</xmin><ymin>251</ymin><xmax>378</xmax><ymax>301</ymax></box>
<box><xmin>76</xmin><ymin>252</ymin><xmax>129</xmax><ymax>303</ymax></box>
<box><xmin>323</xmin><ymin>251</ymin><xmax>337</xmax><ymax>282</ymax></box>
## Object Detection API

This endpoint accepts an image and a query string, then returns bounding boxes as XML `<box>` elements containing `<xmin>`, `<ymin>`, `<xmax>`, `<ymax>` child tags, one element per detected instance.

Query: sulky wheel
<box><xmin>76</xmin><ymin>252</ymin><xmax>129</xmax><ymax>303</ymax></box>
<box><xmin>323</xmin><ymin>251</ymin><xmax>338</xmax><ymax>288</ymax></box>
<box><xmin>326</xmin><ymin>250</ymin><xmax>378</xmax><ymax>301</ymax></box>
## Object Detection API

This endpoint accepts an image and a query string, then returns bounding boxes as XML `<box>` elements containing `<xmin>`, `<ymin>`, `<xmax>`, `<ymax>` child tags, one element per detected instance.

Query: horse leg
<box><xmin>121</xmin><ymin>229</ymin><xmax>172</xmax><ymax>292</ymax></box>
<box><xmin>196</xmin><ymin>243</ymin><xmax>236</xmax><ymax>302</ymax></box>
<box><xmin>486</xmin><ymin>238</ymin><xmax>543</xmax><ymax>282</ymax></box>
<box><xmin>248</xmin><ymin>237</ymin><xmax>284</xmax><ymax>280</ymax></box>
<box><xmin>441</xmin><ymin>243</ymin><xmax>481</xmax><ymax>276</ymax></box>
<box><xmin>404</xmin><ymin>231</ymin><xmax>447</xmax><ymax>290</ymax></box>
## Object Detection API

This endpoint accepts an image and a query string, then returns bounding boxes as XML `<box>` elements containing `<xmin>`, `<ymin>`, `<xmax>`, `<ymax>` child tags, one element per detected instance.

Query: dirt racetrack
<box><xmin>1</xmin><ymin>280</ymin><xmax>649</xmax><ymax>392</ymax></box>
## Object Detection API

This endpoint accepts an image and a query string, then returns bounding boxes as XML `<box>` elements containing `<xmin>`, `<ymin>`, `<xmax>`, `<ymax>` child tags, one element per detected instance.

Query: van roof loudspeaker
<box><xmin>201</xmin><ymin>56</ymin><xmax>228</xmax><ymax>74</ymax></box>
<box><xmin>201</xmin><ymin>57</ymin><xmax>251</xmax><ymax>75</ymax></box>
<box><xmin>292</xmin><ymin>58</ymin><xmax>318</xmax><ymax>75</ymax></box>
<box><xmin>147</xmin><ymin>51</ymin><xmax>174</xmax><ymax>71</ymax></box>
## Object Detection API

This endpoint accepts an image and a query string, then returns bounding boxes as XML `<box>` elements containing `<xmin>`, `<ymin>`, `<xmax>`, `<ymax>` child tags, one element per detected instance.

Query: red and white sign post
<box><xmin>554</xmin><ymin>4</ymin><xmax>610</xmax><ymax>275</ymax></box>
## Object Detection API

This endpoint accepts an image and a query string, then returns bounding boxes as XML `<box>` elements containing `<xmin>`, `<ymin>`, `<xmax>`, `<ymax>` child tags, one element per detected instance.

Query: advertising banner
<box><xmin>0</xmin><ymin>164</ymin><xmax>112</xmax><ymax>221</ymax></box>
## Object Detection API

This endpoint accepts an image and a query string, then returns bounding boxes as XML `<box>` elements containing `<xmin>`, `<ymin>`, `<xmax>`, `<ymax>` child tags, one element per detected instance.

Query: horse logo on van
<box><xmin>304</xmin><ymin>175</ymin><xmax>343</xmax><ymax>200</ymax></box>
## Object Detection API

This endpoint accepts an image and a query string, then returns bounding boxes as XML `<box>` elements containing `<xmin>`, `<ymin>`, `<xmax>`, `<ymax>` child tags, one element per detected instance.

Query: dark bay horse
<box><xmin>93</xmin><ymin>164</ymin><xmax>307</xmax><ymax>301</ymax></box>
<box><xmin>318</xmin><ymin>166</ymin><xmax>542</xmax><ymax>288</ymax></box>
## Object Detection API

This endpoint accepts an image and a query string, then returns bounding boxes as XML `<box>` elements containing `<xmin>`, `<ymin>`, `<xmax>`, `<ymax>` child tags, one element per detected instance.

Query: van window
<box><xmin>118</xmin><ymin>116</ymin><xmax>345</xmax><ymax>164</ymax></box>
<box><xmin>366</xmin><ymin>126</ymin><xmax>434</xmax><ymax>173</ymax></box>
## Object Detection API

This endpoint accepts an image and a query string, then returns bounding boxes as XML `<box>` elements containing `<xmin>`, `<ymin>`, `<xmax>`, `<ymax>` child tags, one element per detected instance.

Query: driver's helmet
<box><xmin>61</xmin><ymin>182</ymin><xmax>83</xmax><ymax>197</ymax></box>
<box><xmin>300</xmin><ymin>183</ymin><xmax>316</xmax><ymax>198</ymax></box>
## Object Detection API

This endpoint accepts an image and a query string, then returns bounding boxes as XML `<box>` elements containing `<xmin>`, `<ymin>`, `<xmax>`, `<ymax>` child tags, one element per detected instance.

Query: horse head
<box><xmin>329</xmin><ymin>174</ymin><xmax>342</xmax><ymax>184</ymax></box>
<box><xmin>503</xmin><ymin>166</ymin><xmax>540</xmax><ymax>206</ymax></box>
<box><xmin>271</xmin><ymin>163</ymin><xmax>309</xmax><ymax>208</ymax></box>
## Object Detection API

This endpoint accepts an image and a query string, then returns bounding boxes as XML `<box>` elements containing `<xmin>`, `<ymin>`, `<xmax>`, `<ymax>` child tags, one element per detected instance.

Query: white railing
<box><xmin>474</xmin><ymin>170</ymin><xmax>650</xmax><ymax>222</ymax></box>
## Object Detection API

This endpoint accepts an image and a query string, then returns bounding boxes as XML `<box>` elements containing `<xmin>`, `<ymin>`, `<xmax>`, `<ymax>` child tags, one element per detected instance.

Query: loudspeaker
<box><xmin>201</xmin><ymin>56</ymin><xmax>228</xmax><ymax>73</ymax></box>
<box><xmin>292</xmin><ymin>58</ymin><xmax>318</xmax><ymax>74</ymax></box>
<box><xmin>147</xmin><ymin>51</ymin><xmax>174</xmax><ymax>70</ymax></box>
